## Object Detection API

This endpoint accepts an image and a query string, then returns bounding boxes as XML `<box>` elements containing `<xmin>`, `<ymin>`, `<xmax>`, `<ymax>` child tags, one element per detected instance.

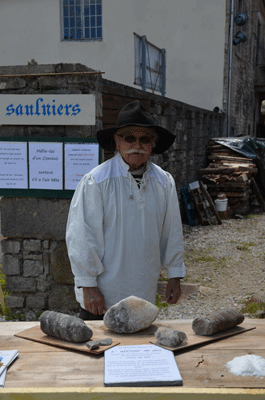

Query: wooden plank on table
<box><xmin>15</xmin><ymin>325</ymin><xmax>119</xmax><ymax>355</ymax></box>
<box><xmin>14</xmin><ymin>321</ymin><xmax>255</xmax><ymax>356</ymax></box>
<box><xmin>176</xmin><ymin>349</ymin><xmax>265</xmax><ymax>388</ymax></box>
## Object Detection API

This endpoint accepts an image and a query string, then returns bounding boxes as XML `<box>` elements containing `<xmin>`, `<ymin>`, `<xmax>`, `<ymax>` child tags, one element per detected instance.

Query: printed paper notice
<box><xmin>64</xmin><ymin>143</ymin><xmax>99</xmax><ymax>190</ymax></box>
<box><xmin>0</xmin><ymin>142</ymin><xmax>28</xmax><ymax>189</ymax></box>
<box><xmin>104</xmin><ymin>345</ymin><xmax>182</xmax><ymax>387</ymax></box>
<box><xmin>29</xmin><ymin>142</ymin><xmax>63</xmax><ymax>190</ymax></box>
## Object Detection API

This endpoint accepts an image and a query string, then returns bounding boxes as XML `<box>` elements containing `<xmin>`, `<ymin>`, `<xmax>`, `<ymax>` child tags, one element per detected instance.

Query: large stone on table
<box><xmin>103</xmin><ymin>296</ymin><xmax>159</xmax><ymax>333</ymax></box>
<box><xmin>155</xmin><ymin>327</ymin><xmax>187</xmax><ymax>347</ymax></box>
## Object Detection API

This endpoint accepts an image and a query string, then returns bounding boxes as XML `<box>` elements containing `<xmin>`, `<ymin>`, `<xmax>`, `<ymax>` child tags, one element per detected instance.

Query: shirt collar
<box><xmin>116</xmin><ymin>151</ymin><xmax>151</xmax><ymax>175</ymax></box>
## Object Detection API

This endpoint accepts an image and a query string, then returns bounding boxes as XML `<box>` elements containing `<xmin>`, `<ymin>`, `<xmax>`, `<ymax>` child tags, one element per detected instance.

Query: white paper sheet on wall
<box><xmin>28</xmin><ymin>142</ymin><xmax>63</xmax><ymax>190</ymax></box>
<box><xmin>64</xmin><ymin>142</ymin><xmax>99</xmax><ymax>190</ymax></box>
<box><xmin>0</xmin><ymin>142</ymin><xmax>28</xmax><ymax>189</ymax></box>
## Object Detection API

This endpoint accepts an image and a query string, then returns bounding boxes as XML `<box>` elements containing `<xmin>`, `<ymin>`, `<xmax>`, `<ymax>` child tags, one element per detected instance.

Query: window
<box><xmin>61</xmin><ymin>0</ymin><xmax>102</xmax><ymax>41</ymax></box>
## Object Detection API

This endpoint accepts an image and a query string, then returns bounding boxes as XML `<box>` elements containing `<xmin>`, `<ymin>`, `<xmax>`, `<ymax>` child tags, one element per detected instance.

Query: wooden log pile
<box><xmin>198</xmin><ymin>140</ymin><xmax>258</xmax><ymax>215</ymax></box>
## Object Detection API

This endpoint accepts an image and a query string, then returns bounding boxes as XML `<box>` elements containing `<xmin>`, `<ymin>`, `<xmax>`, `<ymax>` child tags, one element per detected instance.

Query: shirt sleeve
<box><xmin>65</xmin><ymin>174</ymin><xmax>104</xmax><ymax>288</ymax></box>
<box><xmin>160</xmin><ymin>173</ymin><xmax>186</xmax><ymax>279</ymax></box>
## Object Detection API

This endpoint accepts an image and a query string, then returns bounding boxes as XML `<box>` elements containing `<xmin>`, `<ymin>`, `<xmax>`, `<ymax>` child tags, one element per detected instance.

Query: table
<box><xmin>1</xmin><ymin>319</ymin><xmax>265</xmax><ymax>399</ymax></box>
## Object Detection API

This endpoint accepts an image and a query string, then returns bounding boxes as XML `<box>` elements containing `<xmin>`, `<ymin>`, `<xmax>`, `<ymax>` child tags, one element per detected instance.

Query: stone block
<box><xmin>23</xmin><ymin>239</ymin><xmax>41</xmax><ymax>252</ymax></box>
<box><xmin>0</xmin><ymin>126</ymin><xmax>24</xmax><ymax>137</ymax></box>
<box><xmin>0</xmin><ymin>64</ymin><xmax>56</xmax><ymax>75</ymax></box>
<box><xmin>0</xmin><ymin>77</ymin><xmax>26</xmax><ymax>90</ymax></box>
<box><xmin>23</xmin><ymin>260</ymin><xmax>44</xmax><ymax>277</ymax></box>
<box><xmin>50</xmin><ymin>241</ymin><xmax>74</xmax><ymax>285</ymax></box>
<box><xmin>48</xmin><ymin>285</ymin><xmax>79</xmax><ymax>311</ymax></box>
<box><xmin>6</xmin><ymin>295</ymin><xmax>24</xmax><ymax>309</ymax></box>
<box><xmin>23</xmin><ymin>252</ymin><xmax>43</xmax><ymax>260</ymax></box>
<box><xmin>104</xmin><ymin>296</ymin><xmax>159</xmax><ymax>333</ymax></box>
<box><xmin>26</xmin><ymin>294</ymin><xmax>47</xmax><ymax>310</ymax></box>
<box><xmin>38</xmin><ymin>76</ymin><xmax>67</xmax><ymax>89</ymax></box>
<box><xmin>37</xmin><ymin>277</ymin><xmax>50</xmax><ymax>293</ymax></box>
<box><xmin>1</xmin><ymin>239</ymin><xmax>20</xmax><ymax>254</ymax></box>
<box><xmin>5</xmin><ymin>277</ymin><xmax>37</xmax><ymax>292</ymax></box>
<box><xmin>0</xmin><ymin>197</ymin><xmax>71</xmax><ymax>240</ymax></box>
<box><xmin>43</xmin><ymin>241</ymin><xmax>50</xmax><ymax>250</ymax></box>
<box><xmin>2</xmin><ymin>255</ymin><xmax>20</xmax><ymax>276</ymax></box>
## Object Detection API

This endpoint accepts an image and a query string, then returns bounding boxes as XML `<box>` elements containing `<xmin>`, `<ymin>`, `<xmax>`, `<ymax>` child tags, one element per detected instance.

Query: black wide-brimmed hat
<box><xmin>96</xmin><ymin>100</ymin><xmax>175</xmax><ymax>154</ymax></box>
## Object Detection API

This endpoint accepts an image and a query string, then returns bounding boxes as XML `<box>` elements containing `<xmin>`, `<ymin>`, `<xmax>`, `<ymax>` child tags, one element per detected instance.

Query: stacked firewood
<box><xmin>198</xmin><ymin>140</ymin><xmax>258</xmax><ymax>215</ymax></box>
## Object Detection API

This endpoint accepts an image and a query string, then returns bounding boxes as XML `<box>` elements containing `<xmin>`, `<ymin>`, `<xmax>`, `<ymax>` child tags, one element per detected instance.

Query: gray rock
<box><xmin>40</xmin><ymin>311</ymin><xmax>93</xmax><ymax>343</ymax></box>
<box><xmin>155</xmin><ymin>327</ymin><xmax>187</xmax><ymax>347</ymax></box>
<box><xmin>86</xmin><ymin>341</ymin><xmax>99</xmax><ymax>350</ymax></box>
<box><xmin>86</xmin><ymin>338</ymin><xmax>112</xmax><ymax>350</ymax></box>
<box><xmin>103</xmin><ymin>296</ymin><xmax>159</xmax><ymax>333</ymax></box>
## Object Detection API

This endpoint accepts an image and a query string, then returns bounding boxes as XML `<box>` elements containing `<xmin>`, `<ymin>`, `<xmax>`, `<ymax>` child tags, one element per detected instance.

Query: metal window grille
<box><xmin>61</xmin><ymin>0</ymin><xmax>102</xmax><ymax>41</ymax></box>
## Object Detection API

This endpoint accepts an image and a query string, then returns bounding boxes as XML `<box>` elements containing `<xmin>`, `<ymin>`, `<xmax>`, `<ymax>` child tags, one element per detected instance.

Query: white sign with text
<box><xmin>29</xmin><ymin>142</ymin><xmax>63</xmax><ymax>190</ymax></box>
<box><xmin>104</xmin><ymin>345</ymin><xmax>182</xmax><ymax>386</ymax></box>
<box><xmin>64</xmin><ymin>142</ymin><xmax>99</xmax><ymax>190</ymax></box>
<box><xmin>0</xmin><ymin>142</ymin><xmax>28</xmax><ymax>189</ymax></box>
<box><xmin>0</xmin><ymin>95</ymin><xmax>95</xmax><ymax>125</ymax></box>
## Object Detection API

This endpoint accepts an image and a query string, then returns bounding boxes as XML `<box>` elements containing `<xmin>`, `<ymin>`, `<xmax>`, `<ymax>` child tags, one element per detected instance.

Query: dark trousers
<box><xmin>79</xmin><ymin>307</ymin><xmax>104</xmax><ymax>321</ymax></box>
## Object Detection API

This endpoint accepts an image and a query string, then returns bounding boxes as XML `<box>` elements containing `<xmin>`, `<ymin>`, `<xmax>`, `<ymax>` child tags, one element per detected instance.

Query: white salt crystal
<box><xmin>226</xmin><ymin>355</ymin><xmax>265</xmax><ymax>377</ymax></box>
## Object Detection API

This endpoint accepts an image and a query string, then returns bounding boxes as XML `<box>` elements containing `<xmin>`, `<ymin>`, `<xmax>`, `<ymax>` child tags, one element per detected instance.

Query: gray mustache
<box><xmin>124</xmin><ymin>149</ymin><xmax>147</xmax><ymax>154</ymax></box>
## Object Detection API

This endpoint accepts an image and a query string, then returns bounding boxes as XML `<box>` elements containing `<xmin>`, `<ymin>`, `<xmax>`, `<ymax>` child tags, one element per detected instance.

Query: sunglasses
<box><xmin>117</xmin><ymin>134</ymin><xmax>155</xmax><ymax>144</ymax></box>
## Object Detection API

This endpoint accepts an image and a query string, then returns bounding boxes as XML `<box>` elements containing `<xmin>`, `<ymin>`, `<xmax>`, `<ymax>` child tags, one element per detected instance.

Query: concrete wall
<box><xmin>0</xmin><ymin>63</ymin><xmax>224</xmax><ymax>316</ymax></box>
<box><xmin>0</xmin><ymin>0</ymin><xmax>225</xmax><ymax>110</ymax></box>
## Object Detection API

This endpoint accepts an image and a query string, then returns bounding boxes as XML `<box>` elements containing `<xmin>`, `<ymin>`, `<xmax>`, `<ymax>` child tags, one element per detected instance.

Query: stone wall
<box><xmin>0</xmin><ymin>63</ymin><xmax>103</xmax><ymax>315</ymax></box>
<box><xmin>0</xmin><ymin>63</ymin><xmax>225</xmax><ymax>316</ymax></box>
<box><xmin>101</xmin><ymin>80</ymin><xmax>224</xmax><ymax>193</ymax></box>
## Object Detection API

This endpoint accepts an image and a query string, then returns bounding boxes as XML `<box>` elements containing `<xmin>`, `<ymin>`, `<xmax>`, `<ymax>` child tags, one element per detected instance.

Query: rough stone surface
<box><xmin>2</xmin><ymin>255</ymin><xmax>20</xmax><ymax>275</ymax></box>
<box><xmin>23</xmin><ymin>240</ymin><xmax>41</xmax><ymax>252</ymax></box>
<box><xmin>50</xmin><ymin>241</ymin><xmax>74</xmax><ymax>285</ymax></box>
<box><xmin>0</xmin><ymin>198</ymin><xmax>70</xmax><ymax>240</ymax></box>
<box><xmin>86</xmin><ymin>341</ymin><xmax>99</xmax><ymax>350</ymax></box>
<box><xmin>86</xmin><ymin>338</ymin><xmax>112</xmax><ymax>350</ymax></box>
<box><xmin>1</xmin><ymin>239</ymin><xmax>20</xmax><ymax>254</ymax></box>
<box><xmin>26</xmin><ymin>294</ymin><xmax>46</xmax><ymax>310</ymax></box>
<box><xmin>103</xmin><ymin>296</ymin><xmax>159</xmax><ymax>333</ymax></box>
<box><xmin>47</xmin><ymin>285</ymin><xmax>79</xmax><ymax>311</ymax></box>
<box><xmin>23</xmin><ymin>260</ymin><xmax>44</xmax><ymax>277</ymax></box>
<box><xmin>5</xmin><ymin>277</ymin><xmax>37</xmax><ymax>293</ymax></box>
<box><xmin>192</xmin><ymin>309</ymin><xmax>244</xmax><ymax>336</ymax></box>
<box><xmin>6</xmin><ymin>295</ymin><xmax>24</xmax><ymax>309</ymax></box>
<box><xmin>40</xmin><ymin>311</ymin><xmax>93</xmax><ymax>343</ymax></box>
<box><xmin>155</xmin><ymin>327</ymin><xmax>187</xmax><ymax>347</ymax></box>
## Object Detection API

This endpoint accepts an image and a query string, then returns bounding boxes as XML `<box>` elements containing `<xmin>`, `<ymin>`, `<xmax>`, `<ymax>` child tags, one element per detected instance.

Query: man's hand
<box><xmin>83</xmin><ymin>287</ymin><xmax>107</xmax><ymax>315</ymax></box>
<box><xmin>165</xmin><ymin>278</ymin><xmax>181</xmax><ymax>304</ymax></box>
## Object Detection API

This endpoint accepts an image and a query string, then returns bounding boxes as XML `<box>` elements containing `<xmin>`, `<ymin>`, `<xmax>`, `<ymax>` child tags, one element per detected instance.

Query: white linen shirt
<box><xmin>66</xmin><ymin>151</ymin><xmax>185</xmax><ymax>310</ymax></box>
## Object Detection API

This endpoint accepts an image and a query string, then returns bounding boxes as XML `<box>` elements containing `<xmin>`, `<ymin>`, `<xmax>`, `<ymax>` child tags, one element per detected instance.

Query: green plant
<box><xmin>236</xmin><ymin>241</ymin><xmax>255</xmax><ymax>251</ymax></box>
<box><xmin>35</xmin><ymin>311</ymin><xmax>42</xmax><ymax>319</ymax></box>
<box><xmin>0</xmin><ymin>266</ymin><xmax>12</xmax><ymax>316</ymax></box>
<box><xmin>241</xmin><ymin>297</ymin><xmax>265</xmax><ymax>318</ymax></box>
<box><xmin>243</xmin><ymin>214</ymin><xmax>257</xmax><ymax>219</ymax></box>
<box><xmin>155</xmin><ymin>293</ymin><xmax>169</xmax><ymax>310</ymax></box>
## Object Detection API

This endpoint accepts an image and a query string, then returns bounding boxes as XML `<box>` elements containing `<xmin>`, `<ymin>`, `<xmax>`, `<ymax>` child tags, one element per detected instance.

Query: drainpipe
<box><xmin>227</xmin><ymin>0</ymin><xmax>235</xmax><ymax>137</ymax></box>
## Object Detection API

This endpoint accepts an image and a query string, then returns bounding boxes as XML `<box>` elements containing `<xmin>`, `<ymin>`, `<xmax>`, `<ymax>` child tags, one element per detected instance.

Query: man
<box><xmin>66</xmin><ymin>100</ymin><xmax>185</xmax><ymax>320</ymax></box>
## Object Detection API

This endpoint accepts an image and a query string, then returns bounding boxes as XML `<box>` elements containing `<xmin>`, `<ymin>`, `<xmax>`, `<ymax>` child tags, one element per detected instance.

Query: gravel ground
<box><xmin>157</xmin><ymin>212</ymin><xmax>265</xmax><ymax>320</ymax></box>
<box><xmin>1</xmin><ymin>211</ymin><xmax>265</xmax><ymax>322</ymax></box>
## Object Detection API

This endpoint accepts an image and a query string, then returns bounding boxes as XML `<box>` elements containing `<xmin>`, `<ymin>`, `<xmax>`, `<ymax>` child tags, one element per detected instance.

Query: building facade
<box><xmin>0</xmin><ymin>0</ymin><xmax>225</xmax><ymax>110</ymax></box>
<box><xmin>223</xmin><ymin>0</ymin><xmax>265</xmax><ymax>137</ymax></box>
